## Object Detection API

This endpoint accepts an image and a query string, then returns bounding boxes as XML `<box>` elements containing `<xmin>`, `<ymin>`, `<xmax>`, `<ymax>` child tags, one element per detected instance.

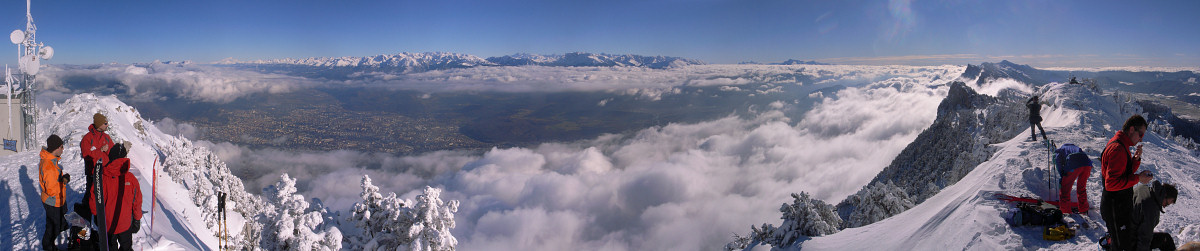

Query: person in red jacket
<box><xmin>1100</xmin><ymin>114</ymin><xmax>1154</xmax><ymax>251</ymax></box>
<box><xmin>89</xmin><ymin>141</ymin><xmax>141</xmax><ymax>251</ymax></box>
<box><xmin>80</xmin><ymin>113</ymin><xmax>114</xmax><ymax>214</ymax></box>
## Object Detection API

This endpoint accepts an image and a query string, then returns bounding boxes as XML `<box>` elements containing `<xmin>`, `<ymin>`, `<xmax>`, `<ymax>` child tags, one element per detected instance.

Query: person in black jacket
<box><xmin>1132</xmin><ymin>180</ymin><xmax>1178</xmax><ymax>251</ymax></box>
<box><xmin>1027</xmin><ymin>95</ymin><xmax>1048</xmax><ymax>142</ymax></box>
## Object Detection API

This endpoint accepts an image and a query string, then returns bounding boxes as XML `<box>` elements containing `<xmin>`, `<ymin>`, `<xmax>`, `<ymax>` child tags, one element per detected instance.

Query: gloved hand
<box><xmin>59</xmin><ymin>173</ymin><xmax>70</xmax><ymax>183</ymax></box>
<box><xmin>130</xmin><ymin>219</ymin><xmax>140</xmax><ymax>233</ymax></box>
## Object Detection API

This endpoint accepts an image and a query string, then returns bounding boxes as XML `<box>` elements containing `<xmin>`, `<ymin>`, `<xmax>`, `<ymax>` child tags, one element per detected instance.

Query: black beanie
<box><xmin>46</xmin><ymin>134</ymin><xmax>63</xmax><ymax>152</ymax></box>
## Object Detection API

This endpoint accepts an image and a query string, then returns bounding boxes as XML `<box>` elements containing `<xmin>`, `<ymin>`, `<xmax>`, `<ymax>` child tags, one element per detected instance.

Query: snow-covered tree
<box><xmin>407</xmin><ymin>186</ymin><xmax>459</xmax><ymax>251</ymax></box>
<box><xmin>261</xmin><ymin>173</ymin><xmax>343</xmax><ymax>250</ymax></box>
<box><xmin>728</xmin><ymin>192</ymin><xmax>841</xmax><ymax>249</ymax></box>
<box><xmin>775</xmin><ymin>192</ymin><xmax>842</xmax><ymax>239</ymax></box>
<box><xmin>159</xmin><ymin>126</ymin><xmax>268</xmax><ymax>249</ymax></box>
<box><xmin>844</xmin><ymin>182</ymin><xmax>916</xmax><ymax>228</ymax></box>
<box><xmin>345</xmin><ymin>175</ymin><xmax>458</xmax><ymax>251</ymax></box>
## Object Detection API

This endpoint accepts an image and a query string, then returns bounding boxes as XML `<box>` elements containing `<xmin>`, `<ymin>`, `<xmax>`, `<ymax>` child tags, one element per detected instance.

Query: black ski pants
<box><xmin>1102</xmin><ymin>188</ymin><xmax>1135</xmax><ymax>251</ymax></box>
<box><xmin>108</xmin><ymin>231</ymin><xmax>133</xmax><ymax>251</ymax></box>
<box><xmin>1030</xmin><ymin>121</ymin><xmax>1047</xmax><ymax>141</ymax></box>
<box><xmin>42</xmin><ymin>203</ymin><xmax>67</xmax><ymax>251</ymax></box>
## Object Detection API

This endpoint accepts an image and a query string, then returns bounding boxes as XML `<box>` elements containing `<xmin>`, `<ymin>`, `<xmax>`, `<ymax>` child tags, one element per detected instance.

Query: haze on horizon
<box><xmin>3</xmin><ymin>0</ymin><xmax>1199</xmax><ymax>68</ymax></box>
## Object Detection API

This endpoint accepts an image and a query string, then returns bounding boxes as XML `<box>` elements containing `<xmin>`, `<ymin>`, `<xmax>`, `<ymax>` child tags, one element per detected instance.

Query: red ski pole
<box><xmin>150</xmin><ymin>155</ymin><xmax>158</xmax><ymax>232</ymax></box>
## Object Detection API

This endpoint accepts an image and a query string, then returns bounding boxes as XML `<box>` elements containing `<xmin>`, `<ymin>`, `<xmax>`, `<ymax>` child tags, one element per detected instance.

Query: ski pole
<box><xmin>150</xmin><ymin>156</ymin><xmax>157</xmax><ymax>233</ymax></box>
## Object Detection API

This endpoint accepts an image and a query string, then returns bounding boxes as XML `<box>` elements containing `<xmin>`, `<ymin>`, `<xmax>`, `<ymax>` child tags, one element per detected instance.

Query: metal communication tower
<box><xmin>9</xmin><ymin>0</ymin><xmax>53</xmax><ymax>151</ymax></box>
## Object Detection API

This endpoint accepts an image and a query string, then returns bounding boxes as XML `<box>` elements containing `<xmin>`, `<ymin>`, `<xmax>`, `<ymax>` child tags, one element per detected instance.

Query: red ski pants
<box><xmin>1060</xmin><ymin>166</ymin><xmax>1092</xmax><ymax>203</ymax></box>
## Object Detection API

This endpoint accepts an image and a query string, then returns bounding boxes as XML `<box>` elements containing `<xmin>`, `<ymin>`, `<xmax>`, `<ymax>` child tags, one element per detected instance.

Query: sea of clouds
<box><xmin>51</xmin><ymin>63</ymin><xmax>964</xmax><ymax>249</ymax></box>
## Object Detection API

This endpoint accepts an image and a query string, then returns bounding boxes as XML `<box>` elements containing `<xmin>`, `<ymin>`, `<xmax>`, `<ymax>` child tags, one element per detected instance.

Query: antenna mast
<box><xmin>8</xmin><ymin>0</ymin><xmax>53</xmax><ymax>151</ymax></box>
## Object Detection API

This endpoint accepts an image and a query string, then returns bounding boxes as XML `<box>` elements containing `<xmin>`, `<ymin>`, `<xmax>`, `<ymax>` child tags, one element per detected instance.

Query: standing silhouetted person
<box><xmin>1027</xmin><ymin>95</ymin><xmax>1048</xmax><ymax>142</ymax></box>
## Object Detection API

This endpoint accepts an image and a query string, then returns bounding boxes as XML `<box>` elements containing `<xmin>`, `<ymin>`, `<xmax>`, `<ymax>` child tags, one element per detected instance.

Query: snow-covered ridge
<box><xmin>2</xmin><ymin>94</ymin><xmax>457</xmax><ymax>250</ymax></box>
<box><xmin>734</xmin><ymin>81</ymin><xmax>1200</xmax><ymax>250</ymax></box>
<box><xmin>961</xmin><ymin>60</ymin><xmax>1050</xmax><ymax>86</ymax></box>
<box><xmin>837</xmin><ymin>81</ymin><xmax>1029</xmax><ymax>227</ymax></box>
<box><xmin>18</xmin><ymin>93</ymin><xmax>244</xmax><ymax>250</ymax></box>
<box><xmin>216</xmin><ymin>52</ymin><xmax>704</xmax><ymax>73</ymax></box>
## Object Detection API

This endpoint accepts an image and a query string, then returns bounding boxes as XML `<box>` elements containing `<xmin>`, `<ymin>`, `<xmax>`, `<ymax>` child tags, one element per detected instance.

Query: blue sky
<box><xmin>4</xmin><ymin>0</ymin><xmax>1199</xmax><ymax>67</ymax></box>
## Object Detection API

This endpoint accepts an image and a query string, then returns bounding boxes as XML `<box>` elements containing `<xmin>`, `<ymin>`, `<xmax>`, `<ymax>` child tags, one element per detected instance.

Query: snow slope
<box><xmin>1</xmin><ymin>93</ymin><xmax>243</xmax><ymax>250</ymax></box>
<box><xmin>797</xmin><ymin>82</ymin><xmax>1200</xmax><ymax>249</ymax></box>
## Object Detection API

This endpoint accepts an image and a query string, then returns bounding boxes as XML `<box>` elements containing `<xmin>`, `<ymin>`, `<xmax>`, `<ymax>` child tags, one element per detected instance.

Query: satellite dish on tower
<box><xmin>39</xmin><ymin>46</ymin><xmax>52</xmax><ymax>60</ymax></box>
<box><xmin>8</xmin><ymin>30</ymin><xmax>23</xmax><ymax>44</ymax></box>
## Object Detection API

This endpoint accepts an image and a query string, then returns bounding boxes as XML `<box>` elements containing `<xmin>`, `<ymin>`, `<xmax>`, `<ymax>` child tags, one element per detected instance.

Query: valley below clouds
<box><xmin>41</xmin><ymin>63</ymin><xmax>962</xmax><ymax>249</ymax></box>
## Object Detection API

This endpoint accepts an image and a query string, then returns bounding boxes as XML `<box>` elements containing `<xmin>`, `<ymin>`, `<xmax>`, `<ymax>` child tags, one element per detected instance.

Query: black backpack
<box><xmin>1006</xmin><ymin>202</ymin><xmax>1064</xmax><ymax>226</ymax></box>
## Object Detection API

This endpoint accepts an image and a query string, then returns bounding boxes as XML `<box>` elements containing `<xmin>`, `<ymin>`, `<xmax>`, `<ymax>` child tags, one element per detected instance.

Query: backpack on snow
<box><xmin>1004</xmin><ymin>202</ymin><xmax>1064</xmax><ymax>226</ymax></box>
<box><xmin>1054</xmin><ymin>144</ymin><xmax>1092</xmax><ymax>176</ymax></box>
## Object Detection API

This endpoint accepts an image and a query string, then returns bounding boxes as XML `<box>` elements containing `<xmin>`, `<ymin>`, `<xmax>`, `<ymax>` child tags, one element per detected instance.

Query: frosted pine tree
<box><xmin>733</xmin><ymin>191</ymin><xmax>841</xmax><ymax>249</ymax></box>
<box><xmin>346</xmin><ymin>175</ymin><xmax>414</xmax><ymax>250</ymax></box>
<box><xmin>261</xmin><ymin>173</ymin><xmax>343</xmax><ymax>250</ymax></box>
<box><xmin>348</xmin><ymin>175</ymin><xmax>386</xmax><ymax>247</ymax></box>
<box><xmin>408</xmin><ymin>186</ymin><xmax>459</xmax><ymax>251</ymax></box>
<box><xmin>346</xmin><ymin>176</ymin><xmax>458</xmax><ymax>251</ymax></box>
<box><xmin>159</xmin><ymin>137</ymin><xmax>266</xmax><ymax>249</ymax></box>
<box><xmin>845</xmin><ymin>182</ymin><xmax>915</xmax><ymax>228</ymax></box>
<box><xmin>776</xmin><ymin>192</ymin><xmax>841</xmax><ymax>238</ymax></box>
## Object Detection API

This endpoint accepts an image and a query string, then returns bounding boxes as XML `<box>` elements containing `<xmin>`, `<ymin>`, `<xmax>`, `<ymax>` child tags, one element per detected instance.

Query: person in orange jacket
<box><xmin>80</xmin><ymin>113</ymin><xmax>114</xmax><ymax>214</ymax></box>
<box><xmin>89</xmin><ymin>141</ymin><xmax>141</xmax><ymax>251</ymax></box>
<box><xmin>40</xmin><ymin>134</ymin><xmax>69</xmax><ymax>251</ymax></box>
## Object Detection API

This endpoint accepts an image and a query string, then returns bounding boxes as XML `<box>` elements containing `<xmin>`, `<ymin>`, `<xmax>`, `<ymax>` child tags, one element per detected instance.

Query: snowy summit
<box><xmin>1</xmin><ymin>94</ymin><xmax>458</xmax><ymax>250</ymax></box>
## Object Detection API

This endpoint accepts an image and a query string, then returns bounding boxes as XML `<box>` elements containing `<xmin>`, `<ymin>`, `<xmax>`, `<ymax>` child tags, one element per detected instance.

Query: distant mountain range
<box><xmin>775</xmin><ymin>59</ymin><xmax>831</xmax><ymax>65</ymax></box>
<box><xmin>218</xmin><ymin>52</ymin><xmax>706</xmax><ymax>74</ymax></box>
<box><xmin>486</xmin><ymin>52</ymin><xmax>705</xmax><ymax>69</ymax></box>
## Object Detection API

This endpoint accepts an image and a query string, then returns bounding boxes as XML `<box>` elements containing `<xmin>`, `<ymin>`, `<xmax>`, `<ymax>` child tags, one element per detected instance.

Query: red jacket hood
<box><xmin>104</xmin><ymin>158</ymin><xmax>131</xmax><ymax>177</ymax></box>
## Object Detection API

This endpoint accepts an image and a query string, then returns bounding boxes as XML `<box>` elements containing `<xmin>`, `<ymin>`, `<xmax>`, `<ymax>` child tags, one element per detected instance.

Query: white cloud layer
<box><xmin>41</xmin><ymin>63</ymin><xmax>959</xmax><ymax>104</ymax></box>
<box><xmin>966</xmin><ymin>78</ymin><xmax>1034</xmax><ymax>96</ymax></box>
<box><xmin>38</xmin><ymin>62</ymin><xmax>320</xmax><ymax>103</ymax></box>
<box><xmin>181</xmin><ymin>65</ymin><xmax>961</xmax><ymax>250</ymax></box>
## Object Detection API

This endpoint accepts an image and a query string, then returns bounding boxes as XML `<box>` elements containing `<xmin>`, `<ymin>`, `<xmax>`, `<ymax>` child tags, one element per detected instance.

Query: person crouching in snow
<box><xmin>40</xmin><ymin>134</ymin><xmax>69</xmax><ymax>251</ymax></box>
<box><xmin>1060</xmin><ymin>152</ymin><xmax>1093</xmax><ymax>212</ymax></box>
<box><xmin>89</xmin><ymin>141</ymin><xmax>142</xmax><ymax>251</ymax></box>
<box><xmin>1132</xmin><ymin>181</ymin><xmax>1178</xmax><ymax>251</ymax></box>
